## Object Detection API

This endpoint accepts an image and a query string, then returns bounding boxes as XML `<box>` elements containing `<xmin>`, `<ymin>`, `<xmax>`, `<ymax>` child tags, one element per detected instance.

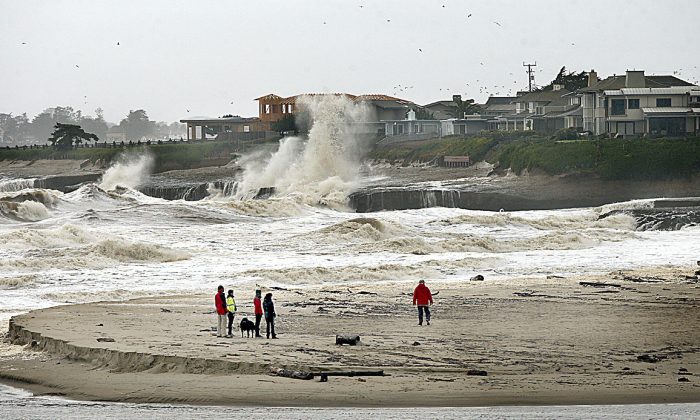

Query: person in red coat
<box><xmin>253</xmin><ymin>289</ymin><xmax>263</xmax><ymax>338</ymax></box>
<box><xmin>214</xmin><ymin>285</ymin><xmax>228</xmax><ymax>337</ymax></box>
<box><xmin>412</xmin><ymin>280</ymin><xmax>433</xmax><ymax>325</ymax></box>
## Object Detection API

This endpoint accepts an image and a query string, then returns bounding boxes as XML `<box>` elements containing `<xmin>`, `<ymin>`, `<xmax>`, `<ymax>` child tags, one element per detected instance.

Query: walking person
<box><xmin>226</xmin><ymin>289</ymin><xmax>237</xmax><ymax>338</ymax></box>
<box><xmin>253</xmin><ymin>289</ymin><xmax>263</xmax><ymax>338</ymax></box>
<box><xmin>262</xmin><ymin>292</ymin><xmax>277</xmax><ymax>339</ymax></box>
<box><xmin>412</xmin><ymin>280</ymin><xmax>433</xmax><ymax>326</ymax></box>
<box><xmin>214</xmin><ymin>285</ymin><xmax>228</xmax><ymax>337</ymax></box>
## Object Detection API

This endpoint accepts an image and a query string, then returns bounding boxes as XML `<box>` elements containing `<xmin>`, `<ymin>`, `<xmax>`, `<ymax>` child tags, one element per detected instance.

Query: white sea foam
<box><xmin>436</xmin><ymin>209</ymin><xmax>637</xmax><ymax>231</ymax></box>
<box><xmin>0</xmin><ymin>275</ymin><xmax>37</xmax><ymax>289</ymax></box>
<box><xmin>99</xmin><ymin>153</ymin><xmax>154</xmax><ymax>191</ymax></box>
<box><xmin>0</xmin><ymin>178</ymin><xmax>36</xmax><ymax>192</ymax></box>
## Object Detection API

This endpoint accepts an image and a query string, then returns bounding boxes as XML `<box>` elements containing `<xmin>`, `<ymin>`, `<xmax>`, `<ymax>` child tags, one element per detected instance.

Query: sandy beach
<box><xmin>2</xmin><ymin>266</ymin><xmax>699</xmax><ymax>407</ymax></box>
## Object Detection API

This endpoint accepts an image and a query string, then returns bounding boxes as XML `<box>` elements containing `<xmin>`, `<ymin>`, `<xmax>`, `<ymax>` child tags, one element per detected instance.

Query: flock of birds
<box><xmin>15</xmin><ymin>3</ymin><xmax>700</xmax><ymax>114</ymax></box>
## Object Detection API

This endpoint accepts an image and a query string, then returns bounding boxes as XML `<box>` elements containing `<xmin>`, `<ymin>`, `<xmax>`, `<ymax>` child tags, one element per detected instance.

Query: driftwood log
<box><xmin>579</xmin><ymin>281</ymin><xmax>622</xmax><ymax>288</ymax></box>
<box><xmin>314</xmin><ymin>370</ymin><xmax>385</xmax><ymax>382</ymax></box>
<box><xmin>336</xmin><ymin>334</ymin><xmax>361</xmax><ymax>345</ymax></box>
<box><xmin>272</xmin><ymin>368</ymin><xmax>314</xmax><ymax>380</ymax></box>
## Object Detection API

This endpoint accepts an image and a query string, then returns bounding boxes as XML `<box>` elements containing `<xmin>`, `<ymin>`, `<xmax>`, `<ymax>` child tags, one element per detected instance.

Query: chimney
<box><xmin>588</xmin><ymin>69</ymin><xmax>598</xmax><ymax>87</ymax></box>
<box><xmin>452</xmin><ymin>94</ymin><xmax>462</xmax><ymax>103</ymax></box>
<box><xmin>625</xmin><ymin>70</ymin><xmax>645</xmax><ymax>88</ymax></box>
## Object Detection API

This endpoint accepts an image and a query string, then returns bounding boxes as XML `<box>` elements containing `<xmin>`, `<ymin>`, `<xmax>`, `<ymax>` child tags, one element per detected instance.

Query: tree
<box><xmin>78</xmin><ymin>114</ymin><xmax>108</xmax><ymax>142</ymax></box>
<box><xmin>271</xmin><ymin>114</ymin><xmax>297</xmax><ymax>134</ymax></box>
<box><xmin>415</xmin><ymin>108</ymin><xmax>435</xmax><ymax>120</ymax></box>
<box><xmin>540</xmin><ymin>67</ymin><xmax>590</xmax><ymax>92</ymax></box>
<box><xmin>120</xmin><ymin>109</ymin><xmax>155</xmax><ymax>140</ymax></box>
<box><xmin>48</xmin><ymin>123</ymin><xmax>98</xmax><ymax>149</ymax></box>
<box><xmin>29</xmin><ymin>106</ymin><xmax>79</xmax><ymax>144</ymax></box>
<box><xmin>0</xmin><ymin>113</ymin><xmax>28</xmax><ymax>143</ymax></box>
<box><xmin>450</xmin><ymin>96</ymin><xmax>482</xmax><ymax>118</ymax></box>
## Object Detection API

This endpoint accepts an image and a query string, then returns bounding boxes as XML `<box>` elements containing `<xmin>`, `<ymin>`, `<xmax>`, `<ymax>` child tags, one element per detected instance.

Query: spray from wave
<box><xmin>99</xmin><ymin>152</ymin><xmax>154</xmax><ymax>191</ymax></box>
<box><xmin>233</xmin><ymin>95</ymin><xmax>372</xmax><ymax>207</ymax></box>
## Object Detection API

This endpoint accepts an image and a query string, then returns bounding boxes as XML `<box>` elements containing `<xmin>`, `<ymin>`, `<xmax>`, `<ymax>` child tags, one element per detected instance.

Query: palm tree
<box><xmin>450</xmin><ymin>96</ymin><xmax>482</xmax><ymax>119</ymax></box>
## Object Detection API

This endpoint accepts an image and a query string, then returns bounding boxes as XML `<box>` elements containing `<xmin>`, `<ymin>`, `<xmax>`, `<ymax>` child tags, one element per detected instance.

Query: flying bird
<box><xmin>21</xmin><ymin>42</ymin><xmax>26</xmax><ymax>45</ymax></box>
<box><xmin>186</xmin><ymin>109</ymin><xmax>190</xmax><ymax>113</ymax></box>
<box><xmin>387</xmin><ymin>19</ymin><xmax>391</xmax><ymax>22</ymax></box>
<box><xmin>493</xmin><ymin>21</ymin><xmax>501</xmax><ymax>27</ymax></box>
<box><xmin>75</xmin><ymin>64</ymin><xmax>79</xmax><ymax>68</ymax></box>
<box><xmin>467</xmin><ymin>13</ymin><xmax>472</xmax><ymax>18</ymax></box>
<box><xmin>419</xmin><ymin>48</ymin><xmax>422</xmax><ymax>52</ymax></box>
<box><xmin>117</xmin><ymin>42</ymin><xmax>120</xmax><ymax>46</ymax></box>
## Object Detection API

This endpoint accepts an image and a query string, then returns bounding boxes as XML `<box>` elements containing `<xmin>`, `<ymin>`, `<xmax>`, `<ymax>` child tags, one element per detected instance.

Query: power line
<box><xmin>523</xmin><ymin>62</ymin><xmax>537</xmax><ymax>92</ymax></box>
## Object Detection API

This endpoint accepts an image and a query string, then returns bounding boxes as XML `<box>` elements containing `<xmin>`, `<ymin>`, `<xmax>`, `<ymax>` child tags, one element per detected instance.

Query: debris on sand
<box><xmin>336</xmin><ymin>335</ymin><xmax>361</xmax><ymax>345</ymax></box>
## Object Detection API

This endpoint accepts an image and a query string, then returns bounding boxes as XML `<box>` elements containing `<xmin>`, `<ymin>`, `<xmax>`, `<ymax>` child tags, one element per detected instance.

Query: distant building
<box><xmin>254</xmin><ymin>93</ymin><xmax>415</xmax><ymax>125</ymax></box>
<box><xmin>577</xmin><ymin>69</ymin><xmax>700</xmax><ymax>136</ymax></box>
<box><xmin>179</xmin><ymin>116</ymin><xmax>269</xmax><ymax>141</ymax></box>
<box><xmin>495</xmin><ymin>85</ymin><xmax>573</xmax><ymax>132</ymax></box>
<box><xmin>481</xmin><ymin>96</ymin><xmax>517</xmax><ymax>118</ymax></box>
<box><xmin>422</xmin><ymin>99</ymin><xmax>459</xmax><ymax>120</ymax></box>
<box><xmin>106</xmin><ymin>126</ymin><xmax>127</xmax><ymax>143</ymax></box>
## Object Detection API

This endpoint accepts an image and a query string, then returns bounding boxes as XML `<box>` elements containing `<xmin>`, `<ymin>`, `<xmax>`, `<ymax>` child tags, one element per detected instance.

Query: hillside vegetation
<box><xmin>370</xmin><ymin>133</ymin><xmax>700</xmax><ymax>180</ymax></box>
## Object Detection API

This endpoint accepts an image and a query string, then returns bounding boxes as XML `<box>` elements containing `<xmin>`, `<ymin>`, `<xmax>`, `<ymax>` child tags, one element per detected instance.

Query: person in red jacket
<box><xmin>412</xmin><ymin>280</ymin><xmax>433</xmax><ymax>326</ymax></box>
<box><xmin>253</xmin><ymin>289</ymin><xmax>263</xmax><ymax>338</ymax></box>
<box><xmin>214</xmin><ymin>285</ymin><xmax>228</xmax><ymax>337</ymax></box>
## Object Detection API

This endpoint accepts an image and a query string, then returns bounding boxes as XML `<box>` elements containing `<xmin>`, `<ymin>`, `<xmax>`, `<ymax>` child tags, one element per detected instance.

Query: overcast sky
<box><xmin>1</xmin><ymin>0</ymin><xmax>698</xmax><ymax>123</ymax></box>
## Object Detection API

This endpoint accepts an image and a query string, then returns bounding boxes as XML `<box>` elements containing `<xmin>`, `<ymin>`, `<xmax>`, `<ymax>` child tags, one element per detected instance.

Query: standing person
<box><xmin>214</xmin><ymin>285</ymin><xmax>228</xmax><ymax>337</ymax></box>
<box><xmin>226</xmin><ymin>289</ymin><xmax>237</xmax><ymax>338</ymax></box>
<box><xmin>412</xmin><ymin>280</ymin><xmax>433</xmax><ymax>326</ymax></box>
<box><xmin>262</xmin><ymin>292</ymin><xmax>277</xmax><ymax>339</ymax></box>
<box><xmin>253</xmin><ymin>289</ymin><xmax>263</xmax><ymax>338</ymax></box>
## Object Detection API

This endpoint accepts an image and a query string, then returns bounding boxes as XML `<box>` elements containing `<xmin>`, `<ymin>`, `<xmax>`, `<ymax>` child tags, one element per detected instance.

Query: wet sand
<box><xmin>2</xmin><ymin>266</ymin><xmax>699</xmax><ymax>406</ymax></box>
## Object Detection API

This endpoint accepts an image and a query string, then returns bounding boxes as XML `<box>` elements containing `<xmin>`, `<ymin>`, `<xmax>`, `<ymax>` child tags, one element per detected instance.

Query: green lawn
<box><xmin>370</xmin><ymin>133</ymin><xmax>700</xmax><ymax>180</ymax></box>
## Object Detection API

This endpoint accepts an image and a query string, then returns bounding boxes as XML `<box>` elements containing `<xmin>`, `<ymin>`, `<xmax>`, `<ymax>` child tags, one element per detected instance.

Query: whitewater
<box><xmin>1</xmin><ymin>95</ymin><xmax>699</xmax><ymax>415</ymax></box>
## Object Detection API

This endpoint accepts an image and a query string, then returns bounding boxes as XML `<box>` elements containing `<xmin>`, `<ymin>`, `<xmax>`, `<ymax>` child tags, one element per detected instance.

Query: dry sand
<box><xmin>1</xmin><ymin>267</ymin><xmax>700</xmax><ymax>406</ymax></box>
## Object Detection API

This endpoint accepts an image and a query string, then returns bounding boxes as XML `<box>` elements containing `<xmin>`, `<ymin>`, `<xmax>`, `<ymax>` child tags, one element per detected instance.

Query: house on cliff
<box><xmin>576</xmin><ymin>70</ymin><xmax>700</xmax><ymax>136</ymax></box>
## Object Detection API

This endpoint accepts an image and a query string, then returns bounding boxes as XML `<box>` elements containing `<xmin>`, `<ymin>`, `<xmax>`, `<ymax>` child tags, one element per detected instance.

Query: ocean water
<box><xmin>1</xmin><ymin>96</ymin><xmax>699</xmax><ymax>414</ymax></box>
<box><xmin>1</xmin><ymin>384</ymin><xmax>699</xmax><ymax>419</ymax></box>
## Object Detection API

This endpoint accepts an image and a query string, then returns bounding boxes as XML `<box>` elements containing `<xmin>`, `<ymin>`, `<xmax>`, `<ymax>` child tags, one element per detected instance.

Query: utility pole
<box><xmin>523</xmin><ymin>62</ymin><xmax>537</xmax><ymax>92</ymax></box>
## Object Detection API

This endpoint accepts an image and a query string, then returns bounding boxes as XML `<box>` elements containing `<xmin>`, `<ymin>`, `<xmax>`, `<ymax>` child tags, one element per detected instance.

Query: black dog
<box><xmin>240</xmin><ymin>317</ymin><xmax>256</xmax><ymax>338</ymax></box>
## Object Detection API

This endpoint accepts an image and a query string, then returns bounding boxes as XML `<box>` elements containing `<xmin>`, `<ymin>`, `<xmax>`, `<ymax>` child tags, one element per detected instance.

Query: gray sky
<box><xmin>1</xmin><ymin>0</ymin><xmax>698</xmax><ymax>123</ymax></box>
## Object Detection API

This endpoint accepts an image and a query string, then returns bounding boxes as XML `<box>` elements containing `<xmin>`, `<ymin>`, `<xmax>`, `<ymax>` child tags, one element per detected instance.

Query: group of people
<box><xmin>214</xmin><ymin>286</ymin><xmax>277</xmax><ymax>339</ymax></box>
<box><xmin>214</xmin><ymin>280</ymin><xmax>434</xmax><ymax>338</ymax></box>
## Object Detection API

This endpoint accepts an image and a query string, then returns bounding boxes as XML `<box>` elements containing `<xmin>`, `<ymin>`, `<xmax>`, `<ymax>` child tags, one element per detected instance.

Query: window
<box><xmin>265</xmin><ymin>104</ymin><xmax>271</xmax><ymax>114</ymax></box>
<box><xmin>243</xmin><ymin>125</ymin><xmax>250</xmax><ymax>133</ymax></box>
<box><xmin>656</xmin><ymin>98</ymin><xmax>671</xmax><ymax>107</ymax></box>
<box><xmin>628</xmin><ymin>99</ymin><xmax>640</xmax><ymax>109</ymax></box>
<box><xmin>610</xmin><ymin>99</ymin><xmax>625</xmax><ymax>115</ymax></box>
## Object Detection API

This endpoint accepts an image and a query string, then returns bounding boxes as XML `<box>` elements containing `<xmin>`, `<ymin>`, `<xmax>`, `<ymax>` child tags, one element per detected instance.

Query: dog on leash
<box><xmin>240</xmin><ymin>317</ymin><xmax>256</xmax><ymax>338</ymax></box>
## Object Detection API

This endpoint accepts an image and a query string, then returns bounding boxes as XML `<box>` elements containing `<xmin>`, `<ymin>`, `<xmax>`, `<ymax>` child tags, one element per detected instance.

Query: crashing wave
<box><xmin>0</xmin><ymin>275</ymin><xmax>38</xmax><ymax>289</ymax></box>
<box><xmin>0</xmin><ymin>178</ymin><xmax>36</xmax><ymax>192</ymax></box>
<box><xmin>0</xmin><ymin>200</ymin><xmax>50</xmax><ymax>222</ymax></box>
<box><xmin>436</xmin><ymin>210</ymin><xmax>637</xmax><ymax>232</ymax></box>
